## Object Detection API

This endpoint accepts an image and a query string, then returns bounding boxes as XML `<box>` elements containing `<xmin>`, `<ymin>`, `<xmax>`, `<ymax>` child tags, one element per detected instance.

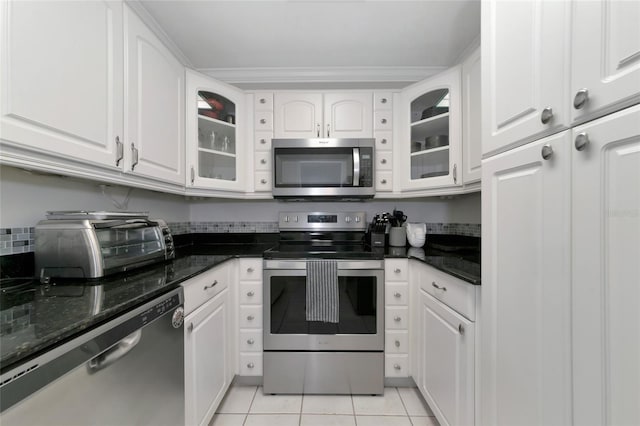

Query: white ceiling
<box><xmin>137</xmin><ymin>0</ymin><xmax>481</xmax><ymax>88</ymax></box>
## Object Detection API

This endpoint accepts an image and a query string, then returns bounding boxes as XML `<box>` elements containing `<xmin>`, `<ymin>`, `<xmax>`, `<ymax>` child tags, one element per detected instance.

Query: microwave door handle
<box><xmin>353</xmin><ymin>147</ymin><xmax>360</xmax><ymax>187</ymax></box>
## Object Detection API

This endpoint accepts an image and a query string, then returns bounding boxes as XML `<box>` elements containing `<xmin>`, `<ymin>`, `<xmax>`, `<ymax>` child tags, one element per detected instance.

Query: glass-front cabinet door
<box><xmin>186</xmin><ymin>70</ymin><xmax>244</xmax><ymax>191</ymax></box>
<box><xmin>400</xmin><ymin>66</ymin><xmax>462</xmax><ymax>191</ymax></box>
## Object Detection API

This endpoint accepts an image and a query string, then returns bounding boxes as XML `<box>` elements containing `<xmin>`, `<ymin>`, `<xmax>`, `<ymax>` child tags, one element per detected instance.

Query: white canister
<box><xmin>389</xmin><ymin>226</ymin><xmax>406</xmax><ymax>247</ymax></box>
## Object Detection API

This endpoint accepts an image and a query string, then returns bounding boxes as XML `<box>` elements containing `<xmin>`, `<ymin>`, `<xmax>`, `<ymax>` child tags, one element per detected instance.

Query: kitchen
<box><xmin>1</xmin><ymin>1</ymin><xmax>639</xmax><ymax>426</ymax></box>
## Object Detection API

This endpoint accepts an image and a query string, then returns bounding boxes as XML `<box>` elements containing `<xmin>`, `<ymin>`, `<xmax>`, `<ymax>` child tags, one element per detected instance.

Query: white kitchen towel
<box><xmin>306</xmin><ymin>259</ymin><xmax>339</xmax><ymax>323</ymax></box>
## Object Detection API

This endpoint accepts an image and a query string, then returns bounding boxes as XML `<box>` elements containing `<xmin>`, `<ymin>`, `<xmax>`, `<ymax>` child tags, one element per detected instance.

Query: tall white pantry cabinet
<box><xmin>480</xmin><ymin>1</ymin><xmax>640</xmax><ymax>425</ymax></box>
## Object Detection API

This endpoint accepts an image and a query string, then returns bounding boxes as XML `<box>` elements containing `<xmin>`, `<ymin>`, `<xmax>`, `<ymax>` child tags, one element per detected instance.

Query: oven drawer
<box><xmin>239</xmin><ymin>306</ymin><xmax>263</xmax><ymax>328</ymax></box>
<box><xmin>239</xmin><ymin>353</ymin><xmax>263</xmax><ymax>376</ymax></box>
<box><xmin>385</xmin><ymin>259</ymin><xmax>409</xmax><ymax>281</ymax></box>
<box><xmin>385</xmin><ymin>306</ymin><xmax>409</xmax><ymax>330</ymax></box>
<box><xmin>239</xmin><ymin>258</ymin><xmax>263</xmax><ymax>280</ymax></box>
<box><xmin>239</xmin><ymin>282</ymin><xmax>262</xmax><ymax>305</ymax></box>
<box><xmin>385</xmin><ymin>330</ymin><xmax>409</xmax><ymax>354</ymax></box>
<box><xmin>239</xmin><ymin>330</ymin><xmax>263</xmax><ymax>352</ymax></box>
<box><xmin>385</xmin><ymin>282</ymin><xmax>409</xmax><ymax>306</ymax></box>
<box><xmin>385</xmin><ymin>354</ymin><xmax>409</xmax><ymax>377</ymax></box>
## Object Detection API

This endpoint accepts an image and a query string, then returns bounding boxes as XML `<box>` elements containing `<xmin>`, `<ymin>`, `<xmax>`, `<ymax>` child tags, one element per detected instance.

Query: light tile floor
<box><xmin>211</xmin><ymin>384</ymin><xmax>440</xmax><ymax>426</ymax></box>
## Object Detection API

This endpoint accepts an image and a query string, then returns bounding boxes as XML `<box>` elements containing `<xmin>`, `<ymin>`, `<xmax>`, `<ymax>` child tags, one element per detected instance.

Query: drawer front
<box><xmin>374</xmin><ymin>92</ymin><xmax>393</xmax><ymax>110</ymax></box>
<box><xmin>255</xmin><ymin>93</ymin><xmax>274</xmax><ymax>110</ymax></box>
<box><xmin>375</xmin><ymin>131</ymin><xmax>393</xmax><ymax>150</ymax></box>
<box><xmin>374</xmin><ymin>111</ymin><xmax>392</xmax><ymax>131</ymax></box>
<box><xmin>385</xmin><ymin>259</ymin><xmax>409</xmax><ymax>281</ymax></box>
<box><xmin>255</xmin><ymin>132</ymin><xmax>273</xmax><ymax>151</ymax></box>
<box><xmin>239</xmin><ymin>353</ymin><xmax>263</xmax><ymax>376</ymax></box>
<box><xmin>385</xmin><ymin>354</ymin><xmax>409</xmax><ymax>378</ymax></box>
<box><xmin>385</xmin><ymin>306</ymin><xmax>409</xmax><ymax>330</ymax></box>
<box><xmin>182</xmin><ymin>266</ymin><xmax>229</xmax><ymax>315</ymax></box>
<box><xmin>239</xmin><ymin>282</ymin><xmax>262</xmax><ymax>305</ymax></box>
<box><xmin>385</xmin><ymin>282</ymin><xmax>409</xmax><ymax>306</ymax></box>
<box><xmin>385</xmin><ymin>330</ymin><xmax>409</xmax><ymax>354</ymax></box>
<box><xmin>254</xmin><ymin>171</ymin><xmax>272</xmax><ymax>191</ymax></box>
<box><xmin>255</xmin><ymin>111</ymin><xmax>273</xmax><ymax>131</ymax></box>
<box><xmin>239</xmin><ymin>258</ymin><xmax>263</xmax><ymax>280</ymax></box>
<box><xmin>239</xmin><ymin>305</ymin><xmax>263</xmax><ymax>328</ymax></box>
<box><xmin>422</xmin><ymin>265</ymin><xmax>477</xmax><ymax>321</ymax></box>
<box><xmin>254</xmin><ymin>151</ymin><xmax>271</xmax><ymax>171</ymax></box>
<box><xmin>239</xmin><ymin>330</ymin><xmax>263</xmax><ymax>352</ymax></box>
<box><xmin>377</xmin><ymin>151</ymin><xmax>392</xmax><ymax>171</ymax></box>
<box><xmin>376</xmin><ymin>171</ymin><xmax>393</xmax><ymax>192</ymax></box>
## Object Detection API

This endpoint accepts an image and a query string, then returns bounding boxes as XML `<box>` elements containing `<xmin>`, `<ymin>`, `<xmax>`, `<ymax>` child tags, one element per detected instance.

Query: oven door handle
<box><xmin>353</xmin><ymin>147</ymin><xmax>360</xmax><ymax>187</ymax></box>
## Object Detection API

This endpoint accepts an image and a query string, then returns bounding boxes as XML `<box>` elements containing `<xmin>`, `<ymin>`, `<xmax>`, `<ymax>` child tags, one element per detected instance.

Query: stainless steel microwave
<box><xmin>272</xmin><ymin>138</ymin><xmax>375</xmax><ymax>199</ymax></box>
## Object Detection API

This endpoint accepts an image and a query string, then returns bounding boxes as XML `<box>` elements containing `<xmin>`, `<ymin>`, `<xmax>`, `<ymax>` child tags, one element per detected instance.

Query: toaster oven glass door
<box><xmin>95</xmin><ymin>225</ymin><xmax>164</xmax><ymax>269</ymax></box>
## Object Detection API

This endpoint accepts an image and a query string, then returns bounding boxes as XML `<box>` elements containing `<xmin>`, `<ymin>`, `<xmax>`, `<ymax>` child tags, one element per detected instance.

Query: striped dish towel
<box><xmin>306</xmin><ymin>259</ymin><xmax>339</xmax><ymax>323</ymax></box>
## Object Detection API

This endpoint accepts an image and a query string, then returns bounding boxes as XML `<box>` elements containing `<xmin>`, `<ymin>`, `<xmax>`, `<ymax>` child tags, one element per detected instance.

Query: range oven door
<box><xmin>263</xmin><ymin>260</ymin><xmax>384</xmax><ymax>351</ymax></box>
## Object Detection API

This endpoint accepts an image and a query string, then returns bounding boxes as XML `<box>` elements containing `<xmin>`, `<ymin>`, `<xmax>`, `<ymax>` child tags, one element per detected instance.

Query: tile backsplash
<box><xmin>0</xmin><ymin>221</ymin><xmax>480</xmax><ymax>255</ymax></box>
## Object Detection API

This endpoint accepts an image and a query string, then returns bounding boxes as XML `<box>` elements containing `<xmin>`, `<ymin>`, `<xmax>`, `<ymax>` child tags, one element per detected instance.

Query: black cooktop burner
<box><xmin>263</xmin><ymin>231</ymin><xmax>383</xmax><ymax>260</ymax></box>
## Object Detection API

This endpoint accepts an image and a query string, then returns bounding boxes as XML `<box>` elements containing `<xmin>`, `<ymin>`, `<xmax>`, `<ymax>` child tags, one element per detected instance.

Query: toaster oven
<box><xmin>35</xmin><ymin>211</ymin><xmax>175</xmax><ymax>281</ymax></box>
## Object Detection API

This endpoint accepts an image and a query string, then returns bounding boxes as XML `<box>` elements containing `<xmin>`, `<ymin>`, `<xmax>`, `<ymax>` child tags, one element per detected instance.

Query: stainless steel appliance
<box><xmin>0</xmin><ymin>287</ymin><xmax>185</xmax><ymax>425</ymax></box>
<box><xmin>272</xmin><ymin>138</ymin><xmax>375</xmax><ymax>199</ymax></box>
<box><xmin>35</xmin><ymin>211</ymin><xmax>175</xmax><ymax>280</ymax></box>
<box><xmin>263</xmin><ymin>212</ymin><xmax>384</xmax><ymax>394</ymax></box>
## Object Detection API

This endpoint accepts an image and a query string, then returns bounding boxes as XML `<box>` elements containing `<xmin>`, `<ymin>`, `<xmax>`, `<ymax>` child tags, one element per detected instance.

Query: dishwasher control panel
<box><xmin>140</xmin><ymin>294</ymin><xmax>182</xmax><ymax>327</ymax></box>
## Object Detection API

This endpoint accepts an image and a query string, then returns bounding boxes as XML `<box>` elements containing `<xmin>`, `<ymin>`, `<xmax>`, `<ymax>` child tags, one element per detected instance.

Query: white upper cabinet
<box><xmin>124</xmin><ymin>6</ymin><xmax>185</xmax><ymax>185</ymax></box>
<box><xmin>571</xmin><ymin>0</ymin><xmax>640</xmax><ymax>124</ymax></box>
<box><xmin>482</xmin><ymin>0</ymin><xmax>570</xmax><ymax>156</ymax></box>
<box><xmin>400</xmin><ymin>66</ymin><xmax>462</xmax><ymax>191</ymax></box>
<box><xmin>186</xmin><ymin>69</ymin><xmax>245</xmax><ymax>192</ymax></box>
<box><xmin>274</xmin><ymin>92</ymin><xmax>373</xmax><ymax>139</ymax></box>
<box><xmin>0</xmin><ymin>0</ymin><xmax>124</xmax><ymax>169</ymax></box>
<box><xmin>461</xmin><ymin>47</ymin><xmax>481</xmax><ymax>184</ymax></box>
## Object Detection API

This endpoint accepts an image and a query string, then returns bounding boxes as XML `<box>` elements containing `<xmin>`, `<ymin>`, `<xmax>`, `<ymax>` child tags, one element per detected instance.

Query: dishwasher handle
<box><xmin>87</xmin><ymin>330</ymin><xmax>142</xmax><ymax>374</ymax></box>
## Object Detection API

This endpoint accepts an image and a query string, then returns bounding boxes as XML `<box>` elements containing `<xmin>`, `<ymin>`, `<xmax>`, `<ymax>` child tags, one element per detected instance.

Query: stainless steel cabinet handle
<box><xmin>131</xmin><ymin>143</ymin><xmax>139</xmax><ymax>171</ymax></box>
<box><xmin>203</xmin><ymin>280</ymin><xmax>218</xmax><ymax>290</ymax></box>
<box><xmin>575</xmin><ymin>132</ymin><xmax>590</xmax><ymax>151</ymax></box>
<box><xmin>394</xmin><ymin>316</ymin><xmax>402</xmax><ymax>322</ymax></box>
<box><xmin>394</xmin><ymin>292</ymin><xmax>401</xmax><ymax>298</ymax></box>
<box><xmin>394</xmin><ymin>268</ymin><xmax>401</xmax><ymax>273</ymax></box>
<box><xmin>260</xmin><ymin>179</ymin><xmax>267</xmax><ymax>184</ymax></box>
<box><xmin>574</xmin><ymin>88</ymin><xmax>589</xmax><ymax>109</ymax></box>
<box><xmin>458</xmin><ymin>324</ymin><xmax>465</xmax><ymax>335</ymax></box>
<box><xmin>453</xmin><ymin>163</ymin><xmax>457</xmax><ymax>184</ymax></box>
<box><xmin>260</xmin><ymin>118</ymin><xmax>266</xmax><ymax>124</ymax></box>
<box><xmin>247</xmin><ymin>267</ymin><xmax>254</xmax><ymax>273</ymax></box>
<box><xmin>326</xmin><ymin>124</ymin><xmax>330</xmax><ymax>137</ymax></box>
<box><xmin>381</xmin><ymin>118</ymin><xmax>387</xmax><ymax>124</ymax></box>
<box><xmin>188</xmin><ymin>323</ymin><xmax>194</xmax><ymax>332</ymax></box>
<box><xmin>381</xmin><ymin>179</ymin><xmax>387</xmax><ymax>184</ymax></box>
<box><xmin>260</xmin><ymin>138</ymin><xmax>267</xmax><ymax>145</ymax></box>
<box><xmin>317</xmin><ymin>123</ymin><xmax>320</xmax><ymax>137</ymax></box>
<box><xmin>541</xmin><ymin>144</ymin><xmax>554</xmax><ymax>160</ymax></box>
<box><xmin>247</xmin><ymin>338</ymin><xmax>255</xmax><ymax>345</ymax></box>
<box><xmin>190</xmin><ymin>166</ymin><xmax>195</xmax><ymax>185</ymax></box>
<box><xmin>260</xmin><ymin>159</ymin><xmax>267</xmax><ymax>164</ymax></box>
<box><xmin>381</xmin><ymin>138</ymin><xmax>387</xmax><ymax>145</ymax></box>
<box><xmin>247</xmin><ymin>291</ymin><xmax>255</xmax><ymax>297</ymax></box>
<box><xmin>432</xmin><ymin>281</ymin><xmax>447</xmax><ymax>291</ymax></box>
<box><xmin>247</xmin><ymin>315</ymin><xmax>255</xmax><ymax>321</ymax></box>
<box><xmin>395</xmin><ymin>340</ymin><xmax>400</xmax><ymax>347</ymax></box>
<box><xmin>115</xmin><ymin>136</ymin><xmax>124</xmax><ymax>166</ymax></box>
<box><xmin>247</xmin><ymin>362</ymin><xmax>254</xmax><ymax>369</ymax></box>
<box><xmin>394</xmin><ymin>364</ymin><xmax>401</xmax><ymax>370</ymax></box>
<box><xmin>259</xmin><ymin>98</ymin><xmax>266</xmax><ymax>104</ymax></box>
<box><xmin>381</xmin><ymin>159</ymin><xmax>387</xmax><ymax>164</ymax></box>
<box><xmin>541</xmin><ymin>107</ymin><xmax>554</xmax><ymax>124</ymax></box>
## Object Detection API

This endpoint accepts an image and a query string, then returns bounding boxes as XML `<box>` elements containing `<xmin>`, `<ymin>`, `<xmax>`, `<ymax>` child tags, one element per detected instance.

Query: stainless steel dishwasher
<box><xmin>0</xmin><ymin>287</ymin><xmax>185</xmax><ymax>426</ymax></box>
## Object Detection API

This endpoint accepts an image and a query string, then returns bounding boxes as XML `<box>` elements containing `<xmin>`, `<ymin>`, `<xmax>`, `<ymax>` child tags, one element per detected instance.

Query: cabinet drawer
<box><xmin>385</xmin><ymin>354</ymin><xmax>409</xmax><ymax>377</ymax></box>
<box><xmin>254</xmin><ymin>151</ymin><xmax>271</xmax><ymax>171</ymax></box>
<box><xmin>385</xmin><ymin>282</ymin><xmax>409</xmax><ymax>306</ymax></box>
<box><xmin>255</xmin><ymin>132</ymin><xmax>272</xmax><ymax>151</ymax></box>
<box><xmin>254</xmin><ymin>171</ymin><xmax>272</xmax><ymax>191</ymax></box>
<box><xmin>385</xmin><ymin>306</ymin><xmax>409</xmax><ymax>330</ymax></box>
<box><xmin>239</xmin><ymin>305</ymin><xmax>263</xmax><ymax>328</ymax></box>
<box><xmin>376</xmin><ymin>171</ymin><xmax>393</xmax><ymax>192</ymax></box>
<box><xmin>239</xmin><ymin>258</ymin><xmax>263</xmax><ymax>280</ymax></box>
<box><xmin>255</xmin><ymin>93</ymin><xmax>273</xmax><ymax>110</ymax></box>
<box><xmin>374</xmin><ymin>92</ymin><xmax>393</xmax><ymax>110</ymax></box>
<box><xmin>422</xmin><ymin>265</ymin><xmax>477</xmax><ymax>321</ymax></box>
<box><xmin>239</xmin><ymin>330</ymin><xmax>263</xmax><ymax>352</ymax></box>
<box><xmin>239</xmin><ymin>353</ymin><xmax>263</xmax><ymax>376</ymax></box>
<box><xmin>374</xmin><ymin>111</ymin><xmax>392</xmax><ymax>131</ymax></box>
<box><xmin>239</xmin><ymin>282</ymin><xmax>262</xmax><ymax>305</ymax></box>
<box><xmin>385</xmin><ymin>259</ymin><xmax>409</xmax><ymax>281</ymax></box>
<box><xmin>182</xmin><ymin>265</ymin><xmax>229</xmax><ymax>315</ymax></box>
<box><xmin>385</xmin><ymin>330</ymin><xmax>409</xmax><ymax>354</ymax></box>
<box><xmin>375</xmin><ymin>131</ymin><xmax>393</xmax><ymax>150</ymax></box>
<box><xmin>255</xmin><ymin>111</ymin><xmax>273</xmax><ymax>131</ymax></box>
<box><xmin>377</xmin><ymin>151</ymin><xmax>392</xmax><ymax>171</ymax></box>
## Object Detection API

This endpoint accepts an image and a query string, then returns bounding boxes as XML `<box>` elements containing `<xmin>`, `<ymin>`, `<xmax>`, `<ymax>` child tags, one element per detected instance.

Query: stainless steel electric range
<box><xmin>262</xmin><ymin>212</ymin><xmax>384</xmax><ymax>395</ymax></box>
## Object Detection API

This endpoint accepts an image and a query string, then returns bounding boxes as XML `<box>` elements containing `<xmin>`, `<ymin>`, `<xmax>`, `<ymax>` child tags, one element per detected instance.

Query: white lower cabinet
<box><xmin>384</xmin><ymin>259</ymin><xmax>410</xmax><ymax>378</ymax></box>
<box><xmin>182</xmin><ymin>262</ymin><xmax>234</xmax><ymax>426</ymax></box>
<box><xmin>237</xmin><ymin>258</ymin><xmax>263</xmax><ymax>377</ymax></box>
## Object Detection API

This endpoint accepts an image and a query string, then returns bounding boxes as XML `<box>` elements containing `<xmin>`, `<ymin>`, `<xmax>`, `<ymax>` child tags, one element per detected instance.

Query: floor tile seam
<box><xmin>395</xmin><ymin>386</ymin><xmax>412</xmax><ymax>417</ymax></box>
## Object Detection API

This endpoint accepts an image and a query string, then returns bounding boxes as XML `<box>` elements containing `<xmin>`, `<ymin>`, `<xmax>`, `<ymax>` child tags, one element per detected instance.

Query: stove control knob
<box><xmin>345</xmin><ymin>216</ymin><xmax>352</xmax><ymax>223</ymax></box>
<box><xmin>355</xmin><ymin>216</ymin><xmax>361</xmax><ymax>223</ymax></box>
<box><xmin>294</xmin><ymin>216</ymin><xmax>299</xmax><ymax>222</ymax></box>
<box><xmin>284</xmin><ymin>216</ymin><xmax>289</xmax><ymax>222</ymax></box>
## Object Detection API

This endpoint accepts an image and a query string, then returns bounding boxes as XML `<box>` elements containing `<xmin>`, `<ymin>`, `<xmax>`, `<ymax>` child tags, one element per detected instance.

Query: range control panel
<box><xmin>278</xmin><ymin>212</ymin><xmax>367</xmax><ymax>231</ymax></box>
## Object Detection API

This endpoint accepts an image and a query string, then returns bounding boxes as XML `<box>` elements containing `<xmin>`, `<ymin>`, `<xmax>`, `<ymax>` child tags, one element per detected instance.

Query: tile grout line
<box><xmin>395</xmin><ymin>386</ymin><xmax>414</xmax><ymax>425</ymax></box>
<box><xmin>241</xmin><ymin>385</ymin><xmax>259</xmax><ymax>426</ymax></box>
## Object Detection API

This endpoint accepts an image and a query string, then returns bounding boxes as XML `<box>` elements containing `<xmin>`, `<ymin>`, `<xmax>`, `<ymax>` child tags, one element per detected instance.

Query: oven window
<box><xmin>274</xmin><ymin>148</ymin><xmax>354</xmax><ymax>187</ymax></box>
<box><xmin>269</xmin><ymin>275</ymin><xmax>377</xmax><ymax>334</ymax></box>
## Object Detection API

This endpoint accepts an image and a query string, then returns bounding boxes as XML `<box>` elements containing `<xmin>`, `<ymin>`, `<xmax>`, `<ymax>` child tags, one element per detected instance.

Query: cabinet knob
<box><xmin>381</xmin><ymin>179</ymin><xmax>388</xmax><ymax>184</ymax></box>
<box><xmin>574</xmin><ymin>88</ymin><xmax>589</xmax><ymax>109</ymax></box>
<box><xmin>541</xmin><ymin>144</ymin><xmax>554</xmax><ymax>160</ymax></box>
<box><xmin>394</xmin><ymin>364</ymin><xmax>401</xmax><ymax>370</ymax></box>
<box><xmin>260</xmin><ymin>139</ymin><xmax>267</xmax><ymax>144</ymax></box>
<box><xmin>395</xmin><ymin>340</ymin><xmax>400</xmax><ymax>347</ymax></box>
<box><xmin>203</xmin><ymin>280</ymin><xmax>218</xmax><ymax>290</ymax></box>
<box><xmin>575</xmin><ymin>132</ymin><xmax>590</xmax><ymax>151</ymax></box>
<box><xmin>247</xmin><ymin>338</ymin><xmax>255</xmax><ymax>345</ymax></box>
<box><xmin>247</xmin><ymin>291</ymin><xmax>255</xmax><ymax>297</ymax></box>
<box><xmin>259</xmin><ymin>98</ymin><xmax>266</xmax><ymax>104</ymax></box>
<box><xmin>381</xmin><ymin>138</ymin><xmax>387</xmax><ymax>144</ymax></box>
<box><xmin>394</xmin><ymin>268</ymin><xmax>401</xmax><ymax>273</ymax></box>
<box><xmin>247</xmin><ymin>267</ymin><xmax>254</xmax><ymax>273</ymax></box>
<box><xmin>260</xmin><ymin>179</ymin><xmax>267</xmax><ymax>184</ymax></box>
<box><xmin>260</xmin><ymin>159</ymin><xmax>267</xmax><ymax>164</ymax></box>
<box><xmin>432</xmin><ymin>281</ymin><xmax>447</xmax><ymax>291</ymax></box>
<box><xmin>247</xmin><ymin>362</ymin><xmax>255</xmax><ymax>369</ymax></box>
<box><xmin>394</xmin><ymin>316</ymin><xmax>402</xmax><ymax>322</ymax></box>
<box><xmin>247</xmin><ymin>315</ymin><xmax>255</xmax><ymax>321</ymax></box>
<box><xmin>260</xmin><ymin>118</ymin><xmax>267</xmax><ymax>124</ymax></box>
<box><xmin>540</xmin><ymin>107</ymin><xmax>554</xmax><ymax>124</ymax></box>
<box><xmin>458</xmin><ymin>324</ymin><xmax>465</xmax><ymax>335</ymax></box>
<box><xmin>394</xmin><ymin>292</ymin><xmax>401</xmax><ymax>298</ymax></box>
<box><xmin>381</xmin><ymin>97</ymin><xmax>388</xmax><ymax>104</ymax></box>
<box><xmin>381</xmin><ymin>159</ymin><xmax>387</xmax><ymax>164</ymax></box>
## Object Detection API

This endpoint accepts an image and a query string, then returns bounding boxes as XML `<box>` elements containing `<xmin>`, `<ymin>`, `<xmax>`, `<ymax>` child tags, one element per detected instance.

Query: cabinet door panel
<box><xmin>481</xmin><ymin>131</ymin><xmax>572</xmax><ymax>426</ymax></box>
<box><xmin>0</xmin><ymin>0</ymin><xmax>122</xmax><ymax>168</ymax></box>
<box><xmin>572</xmin><ymin>105</ymin><xmax>640</xmax><ymax>426</ymax></box>
<box><xmin>324</xmin><ymin>93</ymin><xmax>372</xmax><ymax>138</ymax></box>
<box><xmin>482</xmin><ymin>0</ymin><xmax>570</xmax><ymax>155</ymax></box>
<box><xmin>462</xmin><ymin>47</ymin><xmax>481</xmax><ymax>184</ymax></box>
<box><xmin>571</xmin><ymin>1</ymin><xmax>640</xmax><ymax>124</ymax></box>
<box><xmin>274</xmin><ymin>93</ymin><xmax>322</xmax><ymax>138</ymax></box>
<box><xmin>125</xmin><ymin>7</ymin><xmax>184</xmax><ymax>185</ymax></box>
